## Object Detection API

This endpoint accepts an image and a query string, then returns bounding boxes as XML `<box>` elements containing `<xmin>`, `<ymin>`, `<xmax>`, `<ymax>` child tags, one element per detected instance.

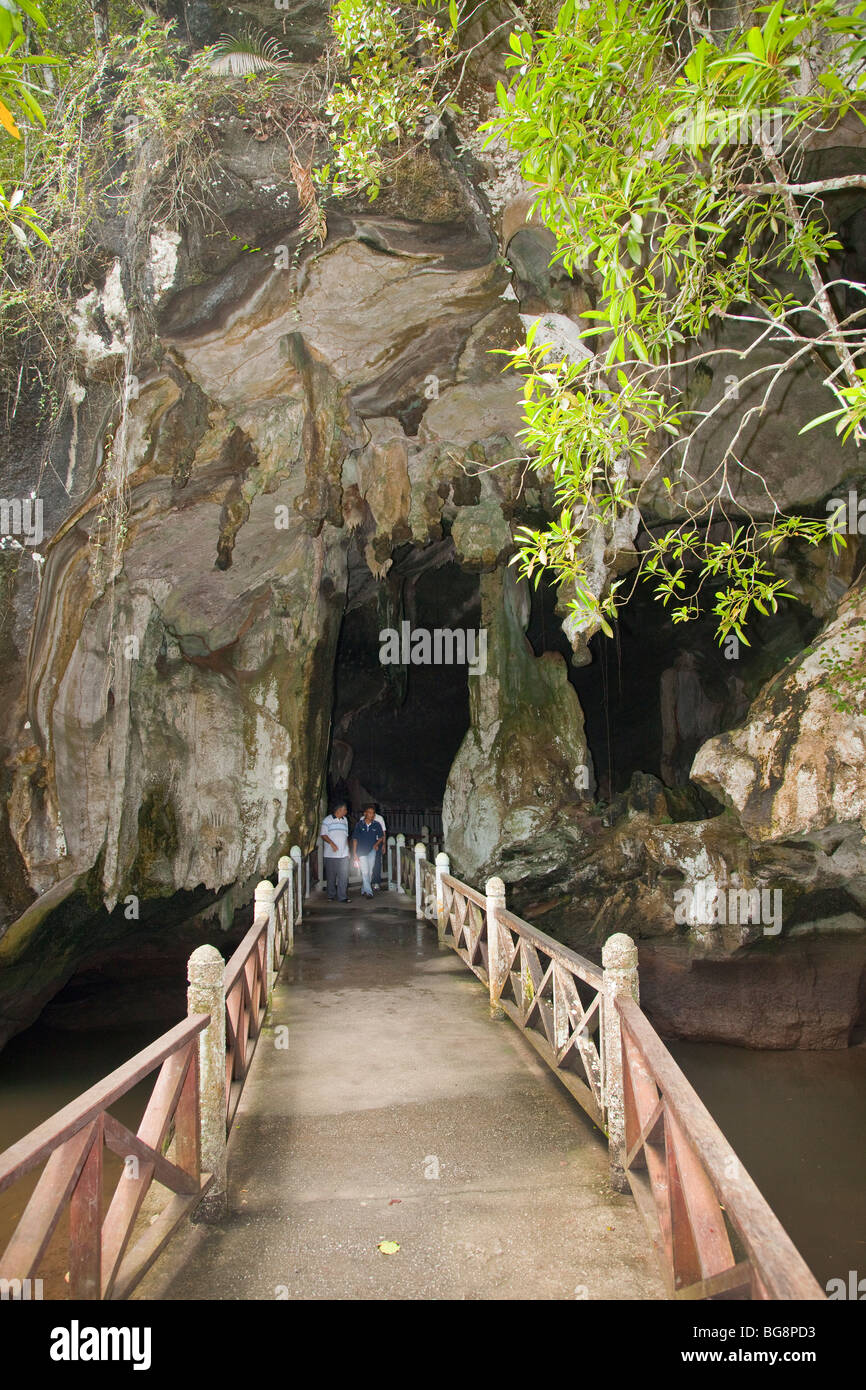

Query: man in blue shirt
<box><xmin>351</xmin><ymin>804</ymin><xmax>385</xmax><ymax>899</ymax></box>
<box><xmin>320</xmin><ymin>802</ymin><xmax>350</xmax><ymax>902</ymax></box>
<box><xmin>372</xmin><ymin>810</ymin><xmax>386</xmax><ymax>890</ymax></box>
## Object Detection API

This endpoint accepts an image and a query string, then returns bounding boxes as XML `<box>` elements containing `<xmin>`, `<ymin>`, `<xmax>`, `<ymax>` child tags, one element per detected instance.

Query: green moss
<box><xmin>129</xmin><ymin>784</ymin><xmax>180</xmax><ymax>896</ymax></box>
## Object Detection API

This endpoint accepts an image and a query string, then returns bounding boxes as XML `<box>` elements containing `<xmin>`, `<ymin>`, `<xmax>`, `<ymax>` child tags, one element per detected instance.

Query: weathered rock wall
<box><xmin>0</xmin><ymin>108</ymin><xmax>539</xmax><ymax>1042</ymax></box>
<box><xmin>0</xmin><ymin>36</ymin><xmax>864</xmax><ymax>1052</ymax></box>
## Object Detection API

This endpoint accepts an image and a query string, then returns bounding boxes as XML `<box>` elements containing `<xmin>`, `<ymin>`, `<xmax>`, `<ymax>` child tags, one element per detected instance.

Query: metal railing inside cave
<box><xmin>0</xmin><ymin>834</ymin><xmax>823</xmax><ymax>1302</ymax></box>
<box><xmin>380</xmin><ymin>806</ymin><xmax>442</xmax><ymax>839</ymax></box>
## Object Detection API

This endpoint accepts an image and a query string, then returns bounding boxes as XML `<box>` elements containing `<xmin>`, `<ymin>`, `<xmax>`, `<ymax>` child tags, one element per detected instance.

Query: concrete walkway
<box><xmin>138</xmin><ymin>890</ymin><xmax>664</xmax><ymax>1301</ymax></box>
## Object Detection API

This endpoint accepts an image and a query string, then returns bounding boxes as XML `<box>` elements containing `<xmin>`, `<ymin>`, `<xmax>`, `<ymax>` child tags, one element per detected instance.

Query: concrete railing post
<box><xmin>485</xmin><ymin>876</ymin><xmax>507</xmax><ymax>1019</ymax></box>
<box><xmin>187</xmin><ymin>944</ymin><xmax>227</xmax><ymax>1221</ymax></box>
<box><xmin>602</xmin><ymin>932</ymin><xmax>640</xmax><ymax>1194</ymax></box>
<box><xmin>290</xmin><ymin>844</ymin><xmax>303</xmax><ymax>923</ymax></box>
<box><xmin>414</xmin><ymin>842</ymin><xmax>426</xmax><ymax>920</ymax></box>
<box><xmin>305</xmin><ymin>855</ymin><xmax>311</xmax><ymax>897</ymax></box>
<box><xmin>317</xmin><ymin>837</ymin><xmax>325</xmax><ymax>889</ymax></box>
<box><xmin>387</xmin><ymin>836</ymin><xmax>395</xmax><ymax>891</ymax></box>
<box><xmin>435</xmin><ymin>851</ymin><xmax>450</xmax><ymax>946</ymax></box>
<box><xmin>396</xmin><ymin>833</ymin><xmax>406</xmax><ymax>894</ymax></box>
<box><xmin>255</xmin><ymin>880</ymin><xmax>277</xmax><ymax>993</ymax></box>
<box><xmin>278</xmin><ymin>855</ymin><xmax>294</xmax><ymax>957</ymax></box>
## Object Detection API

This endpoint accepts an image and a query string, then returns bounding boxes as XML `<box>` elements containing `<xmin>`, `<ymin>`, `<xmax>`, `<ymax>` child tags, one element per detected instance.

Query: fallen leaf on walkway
<box><xmin>388</xmin><ymin>1198</ymin><xmax>402</xmax><ymax>1205</ymax></box>
<box><xmin>377</xmin><ymin>1241</ymin><xmax>400</xmax><ymax>1255</ymax></box>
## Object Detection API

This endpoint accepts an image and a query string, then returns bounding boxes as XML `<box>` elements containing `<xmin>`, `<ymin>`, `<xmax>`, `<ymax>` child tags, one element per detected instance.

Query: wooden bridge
<box><xmin>0</xmin><ymin>835</ymin><xmax>824</xmax><ymax>1301</ymax></box>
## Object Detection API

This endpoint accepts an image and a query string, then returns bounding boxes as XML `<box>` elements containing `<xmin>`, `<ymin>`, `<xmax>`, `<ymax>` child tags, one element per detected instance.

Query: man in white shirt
<box><xmin>372</xmin><ymin>810</ymin><xmax>386</xmax><ymax>890</ymax></box>
<box><xmin>320</xmin><ymin>802</ymin><xmax>350</xmax><ymax>902</ymax></box>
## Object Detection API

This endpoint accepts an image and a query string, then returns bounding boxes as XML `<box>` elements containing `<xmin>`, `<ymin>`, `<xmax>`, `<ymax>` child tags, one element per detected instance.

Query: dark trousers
<box><xmin>325</xmin><ymin>856</ymin><xmax>349</xmax><ymax>901</ymax></box>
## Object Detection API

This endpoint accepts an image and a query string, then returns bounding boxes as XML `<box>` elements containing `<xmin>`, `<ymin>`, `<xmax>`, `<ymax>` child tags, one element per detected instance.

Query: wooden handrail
<box><xmin>224</xmin><ymin>911</ymin><xmax>268</xmax><ymax>994</ymax></box>
<box><xmin>436</xmin><ymin>867</ymin><xmax>602</xmax><ymax>989</ymax></box>
<box><xmin>428</xmin><ymin>851</ymin><xmax>823</xmax><ymax>1301</ymax></box>
<box><xmin>0</xmin><ymin>1014</ymin><xmax>209</xmax><ymax>1193</ymax></box>
<box><xmin>615</xmin><ymin>996</ymin><xmax>824</xmax><ymax>1301</ymax></box>
<box><xmin>0</xmin><ymin>1013</ymin><xmax>212</xmax><ymax>1300</ymax></box>
<box><xmin>0</xmin><ymin>837</ymin><xmax>312</xmax><ymax>1300</ymax></box>
<box><xmin>434</xmin><ymin>863</ymin><xmax>606</xmax><ymax>1128</ymax></box>
<box><xmin>499</xmin><ymin>906</ymin><xmax>603</xmax><ymax>990</ymax></box>
<box><xmin>440</xmin><ymin>872</ymin><xmax>486</xmax><ymax>910</ymax></box>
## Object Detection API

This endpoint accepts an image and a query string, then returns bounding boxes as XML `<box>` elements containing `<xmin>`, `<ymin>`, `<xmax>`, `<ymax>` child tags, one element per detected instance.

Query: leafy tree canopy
<box><xmin>3</xmin><ymin>0</ymin><xmax>865</xmax><ymax>647</ymax></box>
<box><xmin>324</xmin><ymin>0</ymin><xmax>866</xmax><ymax>644</ymax></box>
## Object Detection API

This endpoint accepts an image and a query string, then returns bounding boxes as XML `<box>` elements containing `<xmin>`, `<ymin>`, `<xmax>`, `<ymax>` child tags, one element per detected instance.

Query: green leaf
<box><xmin>12</xmin><ymin>0</ymin><xmax>48</xmax><ymax>25</ymax></box>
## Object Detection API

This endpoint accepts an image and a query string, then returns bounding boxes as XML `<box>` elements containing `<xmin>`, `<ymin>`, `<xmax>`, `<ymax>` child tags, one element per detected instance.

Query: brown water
<box><xmin>669</xmin><ymin>1040</ymin><xmax>866</xmax><ymax>1291</ymax></box>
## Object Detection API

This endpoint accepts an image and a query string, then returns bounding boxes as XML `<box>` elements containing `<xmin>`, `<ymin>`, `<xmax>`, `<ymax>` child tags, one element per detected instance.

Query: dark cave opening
<box><xmin>525</xmin><ymin>572</ymin><xmax>821</xmax><ymax>800</ymax></box>
<box><xmin>327</xmin><ymin>542</ymin><xmax>479</xmax><ymax>820</ymax></box>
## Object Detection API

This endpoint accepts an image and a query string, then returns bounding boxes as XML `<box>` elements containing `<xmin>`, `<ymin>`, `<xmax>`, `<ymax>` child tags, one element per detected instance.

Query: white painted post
<box><xmin>187</xmin><ymin>944</ymin><xmax>226</xmax><ymax>1220</ymax></box>
<box><xmin>414</xmin><ymin>842</ymin><xmax>426</xmax><ymax>920</ymax></box>
<box><xmin>396</xmin><ymin>833</ymin><xmax>406</xmax><ymax>894</ymax></box>
<box><xmin>290</xmin><ymin>844</ymin><xmax>303</xmax><ymax>923</ymax></box>
<box><xmin>255</xmin><ymin>880</ymin><xmax>277</xmax><ymax>993</ymax></box>
<box><xmin>387</xmin><ymin>836</ymin><xmax>395</xmax><ymax>891</ymax></box>
<box><xmin>485</xmin><ymin>876</ymin><xmax>507</xmax><ymax>1019</ymax></box>
<box><xmin>278</xmin><ymin>855</ymin><xmax>294</xmax><ymax>956</ymax></box>
<box><xmin>317</xmin><ymin>837</ymin><xmax>325</xmax><ymax>889</ymax></box>
<box><xmin>602</xmin><ymin>932</ymin><xmax>640</xmax><ymax>1194</ymax></box>
<box><xmin>435</xmin><ymin>851</ymin><xmax>450</xmax><ymax>946</ymax></box>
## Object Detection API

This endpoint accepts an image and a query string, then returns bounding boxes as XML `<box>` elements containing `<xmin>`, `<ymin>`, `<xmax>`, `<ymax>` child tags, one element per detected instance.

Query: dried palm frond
<box><xmin>289</xmin><ymin>154</ymin><xmax>327</xmax><ymax>245</ymax></box>
<box><xmin>207</xmin><ymin>29</ymin><xmax>292</xmax><ymax>77</ymax></box>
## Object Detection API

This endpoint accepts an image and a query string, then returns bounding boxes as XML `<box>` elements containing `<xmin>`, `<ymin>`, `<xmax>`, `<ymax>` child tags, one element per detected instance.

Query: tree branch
<box><xmin>758</xmin><ymin>138</ymin><xmax>861</xmax><ymax>393</ymax></box>
<box><xmin>737</xmin><ymin>173</ymin><xmax>866</xmax><ymax>197</ymax></box>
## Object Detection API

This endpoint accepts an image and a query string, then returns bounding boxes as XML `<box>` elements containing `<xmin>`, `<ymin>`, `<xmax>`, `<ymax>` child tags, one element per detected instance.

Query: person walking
<box><xmin>320</xmin><ymin>801</ymin><xmax>350</xmax><ymax>902</ymax></box>
<box><xmin>372</xmin><ymin>809</ymin><xmax>386</xmax><ymax>890</ymax></box>
<box><xmin>351</xmin><ymin>804</ymin><xmax>385</xmax><ymax>899</ymax></box>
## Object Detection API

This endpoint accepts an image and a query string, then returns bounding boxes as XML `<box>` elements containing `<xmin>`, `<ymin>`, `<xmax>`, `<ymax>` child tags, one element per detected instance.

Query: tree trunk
<box><xmin>89</xmin><ymin>0</ymin><xmax>109</xmax><ymax>46</ymax></box>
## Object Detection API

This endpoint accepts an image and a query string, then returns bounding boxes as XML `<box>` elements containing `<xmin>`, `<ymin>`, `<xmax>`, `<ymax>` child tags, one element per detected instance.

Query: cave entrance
<box><xmin>525</xmin><ymin>572</ymin><xmax>819</xmax><ymax>800</ymax></box>
<box><xmin>328</xmin><ymin>540</ymin><xmax>479</xmax><ymax>831</ymax></box>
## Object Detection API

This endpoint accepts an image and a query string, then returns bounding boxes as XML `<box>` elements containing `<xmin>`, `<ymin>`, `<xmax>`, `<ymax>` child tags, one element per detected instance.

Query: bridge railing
<box><xmin>190</xmin><ymin>847</ymin><xmax>314</xmax><ymax>1222</ymax></box>
<box><xmin>0</xmin><ymin>839</ymin><xmax>316</xmax><ymax>1297</ymax></box>
<box><xmin>616</xmin><ymin>995</ymin><xmax>823</xmax><ymax>1301</ymax></box>
<box><xmin>0</xmin><ymin>1014</ymin><xmax>211</xmax><ymax>1300</ymax></box>
<box><xmin>382</xmin><ymin>807</ymin><xmax>442</xmax><ymax>838</ymax></box>
<box><xmin>412</xmin><ymin>846</ymin><xmax>823</xmax><ymax>1303</ymax></box>
<box><xmin>434</xmin><ymin>863</ymin><xmax>605</xmax><ymax>1130</ymax></box>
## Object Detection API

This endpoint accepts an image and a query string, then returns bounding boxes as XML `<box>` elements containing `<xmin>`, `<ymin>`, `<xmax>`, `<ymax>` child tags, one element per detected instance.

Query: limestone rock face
<box><xmin>1</xmin><ymin>63</ymin><xmax>865</xmax><ymax>1058</ymax></box>
<box><xmin>691</xmin><ymin>579</ymin><xmax>866</xmax><ymax>841</ymax></box>
<box><xmin>7</xmin><ymin>328</ymin><xmax>351</xmax><ymax>910</ymax></box>
<box><xmin>639</xmin><ymin>934</ymin><xmax>866</xmax><ymax>1049</ymax></box>
<box><xmin>0</xmin><ymin>116</ymin><xmax>537</xmax><ymax>1043</ymax></box>
<box><xmin>2</xmin><ymin>135</ymin><xmax>529</xmax><ymax>906</ymax></box>
<box><xmin>442</xmin><ymin>568</ymin><xmax>593</xmax><ymax>882</ymax></box>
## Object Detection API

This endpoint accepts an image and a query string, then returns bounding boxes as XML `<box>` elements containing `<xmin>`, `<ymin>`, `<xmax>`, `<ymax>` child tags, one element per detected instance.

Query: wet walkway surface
<box><xmin>138</xmin><ymin>890</ymin><xmax>664</xmax><ymax>1301</ymax></box>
